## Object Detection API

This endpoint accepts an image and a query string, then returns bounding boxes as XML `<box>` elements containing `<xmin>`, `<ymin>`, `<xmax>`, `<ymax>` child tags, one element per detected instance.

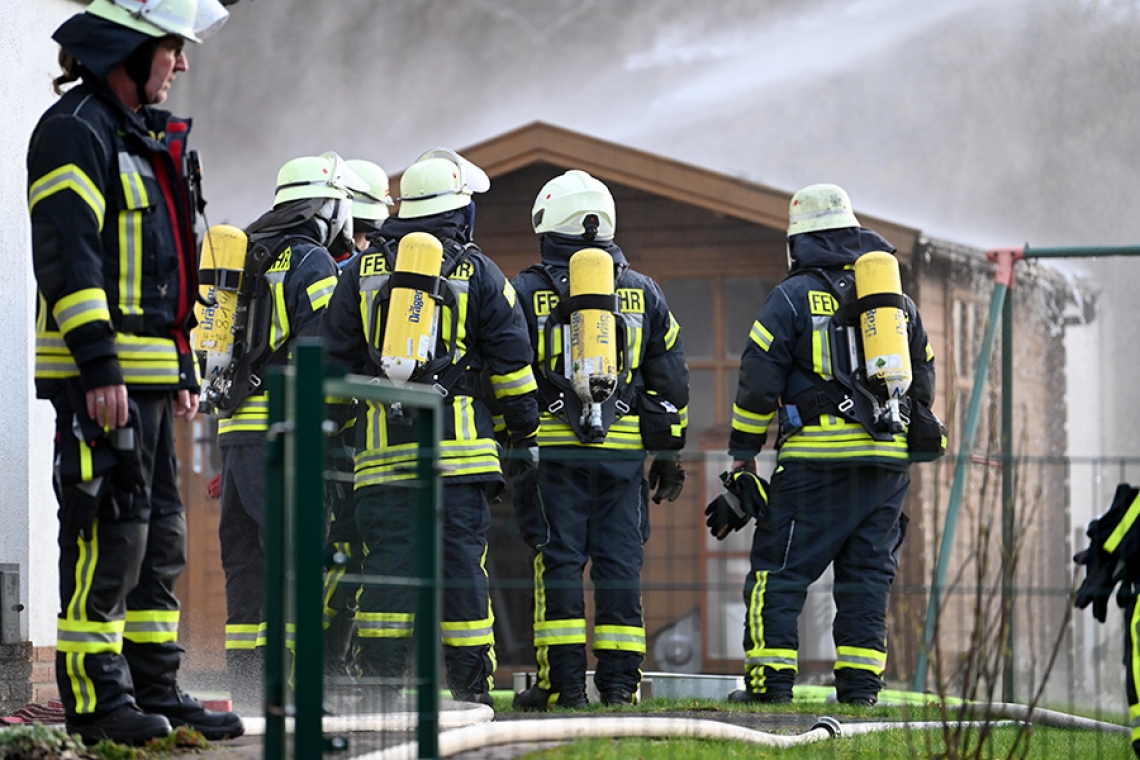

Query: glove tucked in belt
<box><xmin>705</xmin><ymin>468</ymin><xmax>769</xmax><ymax>540</ymax></box>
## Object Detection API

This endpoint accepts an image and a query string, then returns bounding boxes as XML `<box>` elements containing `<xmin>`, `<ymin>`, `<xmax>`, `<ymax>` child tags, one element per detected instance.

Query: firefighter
<box><xmin>321</xmin><ymin>148</ymin><xmax>540</xmax><ymax>706</ymax></box>
<box><xmin>1074</xmin><ymin>483</ymin><xmax>1140</xmax><ymax>759</ymax></box>
<box><xmin>27</xmin><ymin>0</ymin><xmax>241</xmax><ymax>745</ymax></box>
<box><xmin>320</xmin><ymin>159</ymin><xmax>392</xmax><ymax>683</ymax></box>
<box><xmin>510</xmin><ymin>170</ymin><xmax>690</xmax><ymax>710</ymax></box>
<box><xmin>215</xmin><ymin>153</ymin><xmax>365</xmax><ymax>711</ymax></box>
<box><xmin>713</xmin><ymin>183</ymin><xmax>936</xmax><ymax>706</ymax></box>
<box><xmin>347</xmin><ymin>158</ymin><xmax>393</xmax><ymax>255</ymax></box>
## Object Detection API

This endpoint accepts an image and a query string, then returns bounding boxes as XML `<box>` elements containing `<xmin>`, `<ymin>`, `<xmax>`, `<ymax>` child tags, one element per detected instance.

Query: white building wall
<box><xmin>0</xmin><ymin>0</ymin><xmax>80</xmax><ymax>646</ymax></box>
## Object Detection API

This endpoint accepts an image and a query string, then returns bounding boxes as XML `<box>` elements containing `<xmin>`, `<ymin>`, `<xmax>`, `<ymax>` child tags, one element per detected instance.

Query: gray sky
<box><xmin>175</xmin><ymin>0</ymin><xmax>1140</xmax><ymax>249</ymax></box>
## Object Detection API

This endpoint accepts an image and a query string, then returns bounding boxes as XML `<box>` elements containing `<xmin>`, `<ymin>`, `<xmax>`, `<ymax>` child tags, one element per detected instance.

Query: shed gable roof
<box><xmin>451</xmin><ymin>121</ymin><xmax>921</xmax><ymax>261</ymax></box>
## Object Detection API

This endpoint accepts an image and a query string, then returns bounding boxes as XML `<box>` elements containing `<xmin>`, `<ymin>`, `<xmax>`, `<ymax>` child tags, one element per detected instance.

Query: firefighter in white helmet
<box><xmin>709</xmin><ymin>183</ymin><xmax>938</xmax><ymax>706</ymax></box>
<box><xmin>510</xmin><ymin>170</ymin><xmax>690</xmax><ymax>709</ymax></box>
<box><xmin>346</xmin><ymin>158</ymin><xmax>393</xmax><ymax>254</ymax></box>
<box><xmin>322</xmin><ymin>148</ymin><xmax>539</xmax><ymax>706</ymax></box>
<box><xmin>213</xmin><ymin>152</ymin><xmax>366</xmax><ymax>711</ymax></box>
<box><xmin>317</xmin><ymin>158</ymin><xmax>392</xmax><ymax>683</ymax></box>
<box><xmin>28</xmin><ymin>0</ymin><xmax>240</xmax><ymax>746</ymax></box>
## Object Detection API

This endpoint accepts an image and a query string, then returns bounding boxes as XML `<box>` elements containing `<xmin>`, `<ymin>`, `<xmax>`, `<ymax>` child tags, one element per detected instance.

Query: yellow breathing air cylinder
<box><xmin>192</xmin><ymin>224</ymin><xmax>248</xmax><ymax>388</ymax></box>
<box><xmin>854</xmin><ymin>250</ymin><xmax>912</xmax><ymax>431</ymax></box>
<box><xmin>380</xmin><ymin>231</ymin><xmax>443</xmax><ymax>384</ymax></box>
<box><xmin>567</xmin><ymin>248</ymin><xmax>618</xmax><ymax>438</ymax></box>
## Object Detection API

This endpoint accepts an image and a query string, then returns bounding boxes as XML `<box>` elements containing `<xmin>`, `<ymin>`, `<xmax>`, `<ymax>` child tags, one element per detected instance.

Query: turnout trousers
<box><xmin>355</xmin><ymin>481</ymin><xmax>496</xmax><ymax>695</ymax></box>
<box><xmin>1124</xmin><ymin>593</ymin><xmax>1140</xmax><ymax>757</ymax></box>
<box><xmin>53</xmin><ymin>390</ymin><xmax>188</xmax><ymax>719</ymax></box>
<box><xmin>743</xmin><ymin>462</ymin><xmax>909</xmax><ymax>701</ymax></box>
<box><xmin>218</xmin><ymin>442</ymin><xmax>267</xmax><ymax>707</ymax></box>
<box><xmin>526</xmin><ymin>450</ymin><xmax>649</xmax><ymax>697</ymax></box>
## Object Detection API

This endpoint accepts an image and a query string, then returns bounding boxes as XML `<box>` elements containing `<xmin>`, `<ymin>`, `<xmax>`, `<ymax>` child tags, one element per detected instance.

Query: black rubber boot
<box><xmin>512</xmin><ymin>684</ymin><xmax>588</xmax><ymax>711</ymax></box>
<box><xmin>599</xmin><ymin>687</ymin><xmax>636</xmax><ymax>706</ymax></box>
<box><xmin>138</xmin><ymin>687</ymin><xmax>245</xmax><ymax>740</ymax></box>
<box><xmin>66</xmin><ymin>703</ymin><xmax>171</xmax><ymax>746</ymax></box>
<box><xmin>727</xmin><ymin>688</ymin><xmax>792</xmax><ymax>704</ymax></box>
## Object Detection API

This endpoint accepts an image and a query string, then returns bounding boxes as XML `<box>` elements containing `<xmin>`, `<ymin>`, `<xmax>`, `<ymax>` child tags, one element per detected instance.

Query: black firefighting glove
<box><xmin>504</xmin><ymin>435</ymin><xmax>539</xmax><ymax>481</ymax></box>
<box><xmin>1074</xmin><ymin>483</ymin><xmax>1140</xmax><ymax>623</ymax></box>
<box><xmin>55</xmin><ymin>398</ymin><xmax>145</xmax><ymax>539</ymax></box>
<box><xmin>705</xmin><ymin>468</ymin><xmax>770</xmax><ymax>540</ymax></box>
<box><xmin>648</xmin><ymin>451</ymin><xmax>685</xmax><ymax>504</ymax></box>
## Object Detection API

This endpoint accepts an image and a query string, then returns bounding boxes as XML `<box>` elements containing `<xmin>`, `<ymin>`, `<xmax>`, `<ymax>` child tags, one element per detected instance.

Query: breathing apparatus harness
<box><xmin>364</xmin><ymin>235</ymin><xmax>480</xmax><ymax>400</ymax></box>
<box><xmin>523</xmin><ymin>257</ymin><xmax>639</xmax><ymax>445</ymax></box>
<box><xmin>779</xmin><ymin>266</ymin><xmax>911</xmax><ymax>445</ymax></box>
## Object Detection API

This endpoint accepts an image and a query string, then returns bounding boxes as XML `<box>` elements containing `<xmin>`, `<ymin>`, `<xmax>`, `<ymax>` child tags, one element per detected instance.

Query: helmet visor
<box><xmin>414</xmin><ymin>148</ymin><xmax>490</xmax><ymax>194</ymax></box>
<box><xmin>193</xmin><ymin>0</ymin><xmax>230</xmax><ymax>40</ymax></box>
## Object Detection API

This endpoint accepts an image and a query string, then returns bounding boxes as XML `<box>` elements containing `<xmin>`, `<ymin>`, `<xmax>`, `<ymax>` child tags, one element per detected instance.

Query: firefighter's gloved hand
<box><xmin>504</xmin><ymin>436</ymin><xmax>539</xmax><ymax>480</ymax></box>
<box><xmin>1074</xmin><ymin>483</ymin><xmax>1140</xmax><ymax>623</ymax></box>
<box><xmin>207</xmin><ymin>473</ymin><xmax>222</xmax><ymax>499</ymax></box>
<box><xmin>648</xmin><ymin>452</ymin><xmax>685</xmax><ymax>504</ymax></box>
<box><xmin>705</xmin><ymin>468</ymin><xmax>770</xmax><ymax>540</ymax></box>
<box><xmin>1074</xmin><ymin>547</ymin><xmax>1122</xmax><ymax>623</ymax></box>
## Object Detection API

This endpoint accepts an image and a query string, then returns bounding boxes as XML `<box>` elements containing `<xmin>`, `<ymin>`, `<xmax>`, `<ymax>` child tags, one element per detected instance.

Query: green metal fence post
<box><xmin>293</xmin><ymin>340</ymin><xmax>328</xmax><ymax>757</ymax></box>
<box><xmin>414</xmin><ymin>405</ymin><xmax>442</xmax><ymax>760</ymax></box>
<box><xmin>263</xmin><ymin>368</ymin><xmax>289</xmax><ymax>760</ymax></box>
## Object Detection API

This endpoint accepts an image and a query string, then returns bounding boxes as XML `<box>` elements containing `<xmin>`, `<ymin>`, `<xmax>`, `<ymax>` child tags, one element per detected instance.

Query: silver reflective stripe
<box><xmin>57</xmin><ymin>629</ymin><xmax>121</xmax><ymax>647</ymax></box>
<box><xmin>746</xmin><ymin>655</ymin><xmax>797</xmax><ymax>668</ymax></box>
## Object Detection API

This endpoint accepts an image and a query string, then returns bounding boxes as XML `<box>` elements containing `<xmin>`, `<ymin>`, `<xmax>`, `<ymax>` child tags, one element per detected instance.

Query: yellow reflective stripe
<box><xmin>835</xmin><ymin>645</ymin><xmax>886</xmax><ymax>674</ymax></box>
<box><xmin>750</xmin><ymin>321</ymin><xmax>774</xmax><ymax>352</ymax></box>
<box><xmin>491</xmin><ymin>366</ymin><xmax>538</xmax><ymax>398</ymax></box>
<box><xmin>663</xmin><ymin>312</ymin><xmax>680</xmax><ymax>350</ymax></box>
<box><xmin>779</xmin><ymin>418</ymin><xmax>908</xmax><ymax>461</ymax></box>
<box><xmin>65</xmin><ymin>521</ymin><xmax>99</xmax><ymax>624</ymax></box>
<box><xmin>1130</xmin><ymin>700</ymin><xmax>1140</xmax><ymax>740</ymax></box>
<box><xmin>269</xmin><ymin>280</ymin><xmax>289</xmax><ymax>350</ymax></box>
<box><xmin>57</xmin><ymin>617</ymin><xmax>125</xmax><ymax>653</ymax></box>
<box><xmin>218</xmin><ymin>394</ymin><xmax>270</xmax><ymax>435</ymax></box>
<box><xmin>1105</xmin><ymin>491</ymin><xmax>1140</xmax><ymax>554</ymax></box>
<box><xmin>812</xmin><ymin>319</ymin><xmax>833</xmax><ymax>376</ymax></box>
<box><xmin>80</xmin><ymin>440</ymin><xmax>93</xmax><ymax>483</ymax></box>
<box><xmin>594</xmin><ymin>625</ymin><xmax>646</xmax><ymax>653</ymax></box>
<box><xmin>536</xmin><ymin>415</ymin><xmax>643</xmax><ymax>450</ymax></box>
<box><xmin>52</xmin><ymin>288</ymin><xmax>110</xmax><ymax>336</ymax></box>
<box><xmin>357</xmin><ymin>611</ymin><xmax>414</xmax><ymax>639</ymax></box>
<box><xmin>29</xmin><ymin>164</ymin><xmax>106</xmax><ymax>230</ymax></box>
<box><xmin>732</xmin><ymin>405</ymin><xmax>774</xmax><ymax>435</ymax></box>
<box><xmin>534</xmin><ymin>619</ymin><xmax>587</xmax><ymax>647</ymax></box>
<box><xmin>225</xmin><ymin>623</ymin><xmax>267</xmax><ymax>650</ymax></box>
<box><xmin>123</xmin><ymin>609</ymin><xmax>179</xmax><ymax>644</ymax></box>
<box><xmin>441</xmin><ymin>617</ymin><xmax>495</xmax><ymax>646</ymax></box>
<box><xmin>744</xmin><ymin>647</ymin><xmax>799</xmax><ymax>671</ymax></box>
<box><xmin>307</xmin><ymin>275</ymin><xmax>337</xmax><ymax>312</ymax></box>
<box><xmin>1131</xmin><ymin>595</ymin><xmax>1140</xmax><ymax>713</ymax></box>
<box><xmin>35</xmin><ymin>332</ymin><xmax>180</xmax><ymax>383</ymax></box>
<box><xmin>118</xmin><ymin>209</ymin><xmax>144</xmax><ymax>317</ymax></box>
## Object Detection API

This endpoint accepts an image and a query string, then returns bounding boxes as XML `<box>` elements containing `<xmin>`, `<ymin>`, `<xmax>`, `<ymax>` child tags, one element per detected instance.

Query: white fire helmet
<box><xmin>85</xmin><ymin>0</ymin><xmax>230</xmax><ymax>43</ymax></box>
<box><xmin>531</xmin><ymin>169</ymin><xmax>616</xmax><ymax>240</ymax></box>
<box><xmin>787</xmin><ymin>183</ymin><xmax>860</xmax><ymax>237</ymax></box>
<box><xmin>397</xmin><ymin>148</ymin><xmax>490</xmax><ymax>219</ymax></box>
